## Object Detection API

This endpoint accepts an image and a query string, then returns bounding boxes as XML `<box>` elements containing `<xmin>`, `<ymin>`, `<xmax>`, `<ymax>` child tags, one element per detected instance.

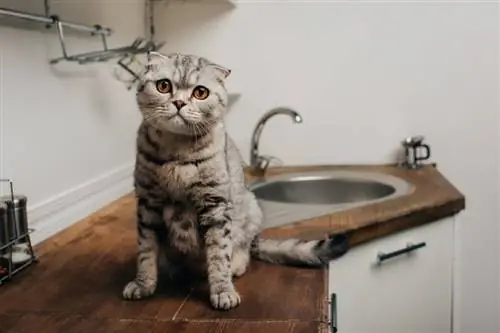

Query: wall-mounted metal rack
<box><xmin>0</xmin><ymin>179</ymin><xmax>38</xmax><ymax>286</ymax></box>
<box><xmin>0</xmin><ymin>0</ymin><xmax>166</xmax><ymax>89</ymax></box>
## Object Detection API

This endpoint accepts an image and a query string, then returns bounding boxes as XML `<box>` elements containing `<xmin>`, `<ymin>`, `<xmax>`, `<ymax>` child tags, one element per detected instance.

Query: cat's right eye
<box><xmin>156</xmin><ymin>79</ymin><xmax>172</xmax><ymax>94</ymax></box>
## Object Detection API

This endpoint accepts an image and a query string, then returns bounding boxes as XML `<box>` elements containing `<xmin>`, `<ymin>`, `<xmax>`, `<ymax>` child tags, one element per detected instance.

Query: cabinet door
<box><xmin>328</xmin><ymin>217</ymin><xmax>455</xmax><ymax>333</ymax></box>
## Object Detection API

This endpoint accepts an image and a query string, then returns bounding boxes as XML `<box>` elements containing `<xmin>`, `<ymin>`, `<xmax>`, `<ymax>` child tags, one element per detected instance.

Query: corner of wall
<box><xmin>28</xmin><ymin>163</ymin><xmax>134</xmax><ymax>245</ymax></box>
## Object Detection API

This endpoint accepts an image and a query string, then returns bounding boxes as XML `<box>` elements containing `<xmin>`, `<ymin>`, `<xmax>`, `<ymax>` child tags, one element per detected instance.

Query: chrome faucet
<box><xmin>250</xmin><ymin>107</ymin><xmax>303</xmax><ymax>172</ymax></box>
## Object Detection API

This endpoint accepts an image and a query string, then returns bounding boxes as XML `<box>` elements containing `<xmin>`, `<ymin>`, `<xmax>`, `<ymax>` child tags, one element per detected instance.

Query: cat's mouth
<box><xmin>175</xmin><ymin>114</ymin><xmax>190</xmax><ymax>126</ymax></box>
<box><xmin>156</xmin><ymin>114</ymin><xmax>199</xmax><ymax>136</ymax></box>
<box><xmin>164</xmin><ymin>113</ymin><xmax>189</xmax><ymax>125</ymax></box>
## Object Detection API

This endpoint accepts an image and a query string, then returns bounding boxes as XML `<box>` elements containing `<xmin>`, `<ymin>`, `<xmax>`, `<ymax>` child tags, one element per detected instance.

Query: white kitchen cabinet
<box><xmin>328</xmin><ymin>216</ymin><xmax>456</xmax><ymax>333</ymax></box>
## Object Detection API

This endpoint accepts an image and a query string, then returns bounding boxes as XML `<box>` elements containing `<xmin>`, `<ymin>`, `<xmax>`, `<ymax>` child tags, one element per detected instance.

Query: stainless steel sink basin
<box><xmin>251</xmin><ymin>177</ymin><xmax>396</xmax><ymax>205</ymax></box>
<box><xmin>249</xmin><ymin>170</ymin><xmax>415</xmax><ymax>229</ymax></box>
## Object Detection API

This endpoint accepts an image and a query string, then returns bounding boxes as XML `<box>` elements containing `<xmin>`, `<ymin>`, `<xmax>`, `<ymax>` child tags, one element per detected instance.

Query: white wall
<box><xmin>156</xmin><ymin>1</ymin><xmax>499</xmax><ymax>332</ymax></box>
<box><xmin>0</xmin><ymin>0</ymin><xmax>144</xmax><ymax>241</ymax></box>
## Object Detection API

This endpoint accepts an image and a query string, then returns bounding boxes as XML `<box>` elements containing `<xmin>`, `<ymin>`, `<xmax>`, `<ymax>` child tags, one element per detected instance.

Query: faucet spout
<box><xmin>250</xmin><ymin>107</ymin><xmax>303</xmax><ymax>172</ymax></box>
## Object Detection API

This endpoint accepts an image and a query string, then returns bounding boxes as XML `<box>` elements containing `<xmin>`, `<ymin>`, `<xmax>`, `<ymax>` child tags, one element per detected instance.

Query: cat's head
<box><xmin>136</xmin><ymin>51</ymin><xmax>231</xmax><ymax>136</ymax></box>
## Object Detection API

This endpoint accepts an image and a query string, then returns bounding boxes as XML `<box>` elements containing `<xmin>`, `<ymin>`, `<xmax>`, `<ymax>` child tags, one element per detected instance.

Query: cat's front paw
<box><xmin>210</xmin><ymin>289</ymin><xmax>241</xmax><ymax>310</ymax></box>
<box><xmin>122</xmin><ymin>279</ymin><xmax>156</xmax><ymax>300</ymax></box>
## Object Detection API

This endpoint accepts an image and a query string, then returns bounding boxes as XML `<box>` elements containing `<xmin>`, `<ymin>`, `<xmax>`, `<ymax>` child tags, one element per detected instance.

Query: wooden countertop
<box><xmin>0</xmin><ymin>196</ymin><xmax>329</xmax><ymax>333</ymax></box>
<box><xmin>0</xmin><ymin>164</ymin><xmax>464</xmax><ymax>333</ymax></box>
<box><xmin>247</xmin><ymin>164</ymin><xmax>465</xmax><ymax>246</ymax></box>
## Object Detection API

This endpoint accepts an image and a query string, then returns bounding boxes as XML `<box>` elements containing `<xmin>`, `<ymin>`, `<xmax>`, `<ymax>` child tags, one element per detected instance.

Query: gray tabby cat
<box><xmin>122</xmin><ymin>51</ymin><xmax>349</xmax><ymax>310</ymax></box>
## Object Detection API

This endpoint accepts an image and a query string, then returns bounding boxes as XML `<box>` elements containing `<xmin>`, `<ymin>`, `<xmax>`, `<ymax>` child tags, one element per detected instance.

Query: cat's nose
<box><xmin>172</xmin><ymin>100</ymin><xmax>186</xmax><ymax>111</ymax></box>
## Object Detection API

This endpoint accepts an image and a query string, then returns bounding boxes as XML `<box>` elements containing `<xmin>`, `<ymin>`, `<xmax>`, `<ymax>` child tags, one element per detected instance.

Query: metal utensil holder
<box><xmin>0</xmin><ymin>179</ymin><xmax>38</xmax><ymax>286</ymax></box>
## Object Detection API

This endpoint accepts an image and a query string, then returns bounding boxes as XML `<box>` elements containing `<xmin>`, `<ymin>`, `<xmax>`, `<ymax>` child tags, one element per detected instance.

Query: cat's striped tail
<box><xmin>249</xmin><ymin>233</ymin><xmax>350</xmax><ymax>267</ymax></box>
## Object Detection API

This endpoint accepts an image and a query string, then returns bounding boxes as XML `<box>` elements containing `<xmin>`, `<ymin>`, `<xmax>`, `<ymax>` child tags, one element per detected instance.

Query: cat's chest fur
<box><xmin>137</xmin><ymin>124</ymin><xmax>224</xmax><ymax>200</ymax></box>
<box><xmin>156</xmin><ymin>161</ymin><xmax>199</xmax><ymax>199</ymax></box>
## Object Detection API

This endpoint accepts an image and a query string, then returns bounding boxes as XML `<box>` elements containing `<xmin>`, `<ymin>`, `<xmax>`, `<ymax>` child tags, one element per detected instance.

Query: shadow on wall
<box><xmin>154</xmin><ymin>1</ymin><xmax>236</xmax><ymax>48</ymax></box>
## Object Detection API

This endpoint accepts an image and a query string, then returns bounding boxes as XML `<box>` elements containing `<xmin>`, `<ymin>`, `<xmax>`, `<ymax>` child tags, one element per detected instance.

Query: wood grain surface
<box><xmin>0</xmin><ymin>313</ymin><xmax>320</xmax><ymax>333</ymax></box>
<box><xmin>0</xmin><ymin>163</ymin><xmax>464</xmax><ymax>332</ymax></box>
<box><xmin>0</xmin><ymin>195</ymin><xmax>328</xmax><ymax>333</ymax></box>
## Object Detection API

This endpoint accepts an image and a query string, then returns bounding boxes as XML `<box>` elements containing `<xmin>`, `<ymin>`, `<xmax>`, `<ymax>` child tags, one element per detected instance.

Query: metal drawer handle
<box><xmin>377</xmin><ymin>242</ymin><xmax>426</xmax><ymax>263</ymax></box>
<box><xmin>329</xmin><ymin>293</ymin><xmax>337</xmax><ymax>333</ymax></box>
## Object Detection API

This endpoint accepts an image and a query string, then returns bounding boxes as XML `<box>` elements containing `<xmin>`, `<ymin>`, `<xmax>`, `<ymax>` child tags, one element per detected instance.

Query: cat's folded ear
<box><xmin>210</xmin><ymin>64</ymin><xmax>232</xmax><ymax>79</ymax></box>
<box><xmin>202</xmin><ymin>57</ymin><xmax>231</xmax><ymax>79</ymax></box>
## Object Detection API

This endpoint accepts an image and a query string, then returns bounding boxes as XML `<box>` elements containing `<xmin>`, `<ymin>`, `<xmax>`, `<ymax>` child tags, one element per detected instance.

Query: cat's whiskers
<box><xmin>194</xmin><ymin>122</ymin><xmax>207</xmax><ymax>136</ymax></box>
<box><xmin>144</xmin><ymin>111</ymin><xmax>169</xmax><ymax>124</ymax></box>
<box><xmin>188</xmin><ymin>123</ymin><xmax>198</xmax><ymax>147</ymax></box>
<box><xmin>199</xmin><ymin>119</ymin><xmax>218</xmax><ymax>135</ymax></box>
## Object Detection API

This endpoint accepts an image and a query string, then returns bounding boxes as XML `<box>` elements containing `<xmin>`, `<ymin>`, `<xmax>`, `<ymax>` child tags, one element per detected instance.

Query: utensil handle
<box><xmin>416</xmin><ymin>144</ymin><xmax>431</xmax><ymax>161</ymax></box>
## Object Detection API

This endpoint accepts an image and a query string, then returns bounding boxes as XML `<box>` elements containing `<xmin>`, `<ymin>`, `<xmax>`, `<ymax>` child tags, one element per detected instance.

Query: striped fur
<box><xmin>122</xmin><ymin>52</ymin><xmax>349</xmax><ymax>310</ymax></box>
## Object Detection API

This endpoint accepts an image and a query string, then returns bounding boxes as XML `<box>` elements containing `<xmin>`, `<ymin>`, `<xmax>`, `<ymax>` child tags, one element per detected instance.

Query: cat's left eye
<box><xmin>192</xmin><ymin>86</ymin><xmax>210</xmax><ymax>100</ymax></box>
<box><xmin>156</xmin><ymin>79</ymin><xmax>172</xmax><ymax>94</ymax></box>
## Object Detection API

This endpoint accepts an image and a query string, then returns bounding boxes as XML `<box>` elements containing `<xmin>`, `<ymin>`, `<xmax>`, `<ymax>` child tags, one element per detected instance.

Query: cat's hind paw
<box><xmin>122</xmin><ymin>279</ymin><xmax>156</xmax><ymax>300</ymax></box>
<box><xmin>210</xmin><ymin>289</ymin><xmax>241</xmax><ymax>310</ymax></box>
